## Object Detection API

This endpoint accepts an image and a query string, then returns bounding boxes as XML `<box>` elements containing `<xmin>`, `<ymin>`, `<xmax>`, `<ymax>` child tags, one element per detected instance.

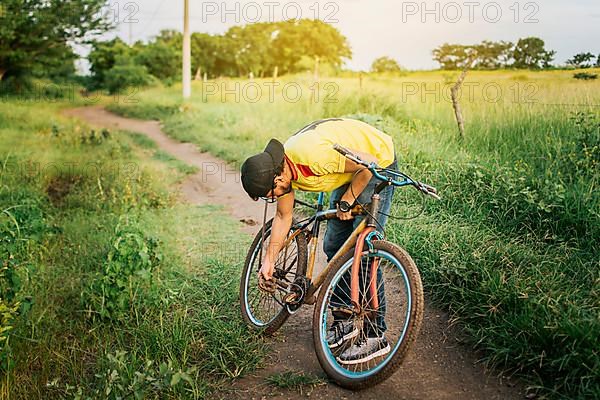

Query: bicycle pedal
<box><xmin>283</xmin><ymin>292</ymin><xmax>300</xmax><ymax>304</ymax></box>
<box><xmin>331</xmin><ymin>307</ymin><xmax>355</xmax><ymax>318</ymax></box>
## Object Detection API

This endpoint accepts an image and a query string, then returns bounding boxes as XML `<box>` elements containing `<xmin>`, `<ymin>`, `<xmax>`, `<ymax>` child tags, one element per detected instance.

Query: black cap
<box><xmin>241</xmin><ymin>139</ymin><xmax>285</xmax><ymax>199</ymax></box>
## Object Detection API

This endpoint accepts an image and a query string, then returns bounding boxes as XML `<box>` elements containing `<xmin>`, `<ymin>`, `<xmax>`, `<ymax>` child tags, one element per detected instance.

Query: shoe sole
<box><xmin>328</xmin><ymin>328</ymin><xmax>359</xmax><ymax>349</ymax></box>
<box><xmin>336</xmin><ymin>343</ymin><xmax>391</xmax><ymax>365</ymax></box>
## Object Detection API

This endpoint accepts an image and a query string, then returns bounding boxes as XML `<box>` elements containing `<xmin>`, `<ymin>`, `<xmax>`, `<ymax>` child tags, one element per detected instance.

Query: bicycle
<box><xmin>239</xmin><ymin>144</ymin><xmax>440</xmax><ymax>389</ymax></box>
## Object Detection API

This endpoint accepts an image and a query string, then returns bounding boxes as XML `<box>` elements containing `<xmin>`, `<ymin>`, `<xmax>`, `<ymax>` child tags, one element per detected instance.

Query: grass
<box><xmin>152</xmin><ymin>150</ymin><xmax>199</xmax><ymax>175</ymax></box>
<box><xmin>108</xmin><ymin>69</ymin><xmax>600</xmax><ymax>399</ymax></box>
<box><xmin>265</xmin><ymin>370</ymin><xmax>325</xmax><ymax>394</ymax></box>
<box><xmin>0</xmin><ymin>100</ymin><xmax>265</xmax><ymax>399</ymax></box>
<box><xmin>126</xmin><ymin>130</ymin><xmax>159</xmax><ymax>149</ymax></box>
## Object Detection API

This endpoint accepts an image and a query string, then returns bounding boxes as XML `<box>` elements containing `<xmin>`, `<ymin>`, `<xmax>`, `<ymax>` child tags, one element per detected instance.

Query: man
<box><xmin>240</xmin><ymin>118</ymin><xmax>397</xmax><ymax>364</ymax></box>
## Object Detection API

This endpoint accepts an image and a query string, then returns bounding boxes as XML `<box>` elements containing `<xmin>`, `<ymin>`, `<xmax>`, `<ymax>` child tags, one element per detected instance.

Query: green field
<box><xmin>0</xmin><ymin>69</ymin><xmax>598</xmax><ymax>399</ymax></box>
<box><xmin>0</xmin><ymin>101</ymin><xmax>264</xmax><ymax>398</ymax></box>
<box><xmin>108</xmin><ymin>69</ymin><xmax>600</xmax><ymax>399</ymax></box>
<box><xmin>2</xmin><ymin>1</ymin><xmax>598</xmax><ymax>397</ymax></box>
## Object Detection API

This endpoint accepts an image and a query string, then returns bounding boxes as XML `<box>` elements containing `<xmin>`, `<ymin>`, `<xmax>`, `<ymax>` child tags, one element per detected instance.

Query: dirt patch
<box><xmin>62</xmin><ymin>106</ymin><xmax>276</xmax><ymax>233</ymax></box>
<box><xmin>64</xmin><ymin>105</ymin><xmax>528</xmax><ymax>400</ymax></box>
<box><xmin>46</xmin><ymin>174</ymin><xmax>81</xmax><ymax>206</ymax></box>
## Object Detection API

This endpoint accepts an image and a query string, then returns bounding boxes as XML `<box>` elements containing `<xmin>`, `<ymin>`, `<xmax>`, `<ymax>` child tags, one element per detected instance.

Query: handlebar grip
<box><xmin>420</xmin><ymin>182</ymin><xmax>438</xmax><ymax>195</ymax></box>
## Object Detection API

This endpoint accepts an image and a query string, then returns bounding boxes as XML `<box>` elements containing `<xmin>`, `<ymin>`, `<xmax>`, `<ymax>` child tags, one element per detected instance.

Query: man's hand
<box><xmin>259</xmin><ymin>257</ymin><xmax>274</xmax><ymax>281</ymax></box>
<box><xmin>336</xmin><ymin>206</ymin><xmax>354</xmax><ymax>221</ymax></box>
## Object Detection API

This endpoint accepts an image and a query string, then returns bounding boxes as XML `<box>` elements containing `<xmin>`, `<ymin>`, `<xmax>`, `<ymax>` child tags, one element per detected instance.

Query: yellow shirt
<box><xmin>284</xmin><ymin>118</ymin><xmax>395</xmax><ymax>192</ymax></box>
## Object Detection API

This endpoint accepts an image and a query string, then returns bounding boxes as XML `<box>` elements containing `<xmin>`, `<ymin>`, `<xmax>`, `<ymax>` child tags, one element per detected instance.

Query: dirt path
<box><xmin>64</xmin><ymin>106</ymin><xmax>526</xmax><ymax>399</ymax></box>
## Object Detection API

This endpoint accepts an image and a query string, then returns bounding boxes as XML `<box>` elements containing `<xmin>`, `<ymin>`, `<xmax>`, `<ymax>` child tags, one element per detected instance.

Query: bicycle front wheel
<box><xmin>240</xmin><ymin>218</ymin><xmax>308</xmax><ymax>335</ymax></box>
<box><xmin>312</xmin><ymin>240</ymin><xmax>424</xmax><ymax>390</ymax></box>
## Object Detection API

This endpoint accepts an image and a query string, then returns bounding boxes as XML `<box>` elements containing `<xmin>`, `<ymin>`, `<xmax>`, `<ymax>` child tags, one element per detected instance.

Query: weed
<box><xmin>83</xmin><ymin>214</ymin><xmax>162</xmax><ymax>321</ymax></box>
<box><xmin>266</xmin><ymin>370</ymin><xmax>325</xmax><ymax>394</ymax></box>
<box><xmin>46</xmin><ymin>350</ymin><xmax>199</xmax><ymax>399</ymax></box>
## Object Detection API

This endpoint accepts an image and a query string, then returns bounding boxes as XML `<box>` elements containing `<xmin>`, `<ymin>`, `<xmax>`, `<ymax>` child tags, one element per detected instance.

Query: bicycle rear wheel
<box><xmin>312</xmin><ymin>240</ymin><xmax>424</xmax><ymax>389</ymax></box>
<box><xmin>240</xmin><ymin>218</ymin><xmax>308</xmax><ymax>335</ymax></box>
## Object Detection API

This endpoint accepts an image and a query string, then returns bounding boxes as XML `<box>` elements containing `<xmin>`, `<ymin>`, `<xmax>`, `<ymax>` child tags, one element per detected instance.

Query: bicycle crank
<box><xmin>284</xmin><ymin>276</ymin><xmax>311</xmax><ymax>313</ymax></box>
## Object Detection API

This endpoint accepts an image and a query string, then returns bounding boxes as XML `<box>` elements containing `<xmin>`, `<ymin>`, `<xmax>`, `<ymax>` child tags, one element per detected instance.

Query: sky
<box><xmin>90</xmin><ymin>0</ymin><xmax>600</xmax><ymax>71</ymax></box>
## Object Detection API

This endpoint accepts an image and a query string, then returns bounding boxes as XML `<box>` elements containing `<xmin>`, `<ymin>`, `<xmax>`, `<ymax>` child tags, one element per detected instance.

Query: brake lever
<box><xmin>417</xmin><ymin>182</ymin><xmax>441</xmax><ymax>200</ymax></box>
<box><xmin>428</xmin><ymin>191</ymin><xmax>441</xmax><ymax>200</ymax></box>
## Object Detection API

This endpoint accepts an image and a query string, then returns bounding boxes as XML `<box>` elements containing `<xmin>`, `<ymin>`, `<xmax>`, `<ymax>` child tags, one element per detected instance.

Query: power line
<box><xmin>133</xmin><ymin>0</ymin><xmax>167</xmax><ymax>40</ymax></box>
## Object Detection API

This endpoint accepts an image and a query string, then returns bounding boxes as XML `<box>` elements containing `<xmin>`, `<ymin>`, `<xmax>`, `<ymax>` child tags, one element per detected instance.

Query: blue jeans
<box><xmin>323</xmin><ymin>159</ymin><xmax>397</xmax><ymax>337</ymax></box>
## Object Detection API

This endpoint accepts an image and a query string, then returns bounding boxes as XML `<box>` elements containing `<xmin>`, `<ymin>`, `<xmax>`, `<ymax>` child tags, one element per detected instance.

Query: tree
<box><xmin>136</xmin><ymin>40</ymin><xmax>180</xmax><ymax>84</ymax></box>
<box><xmin>291</xmin><ymin>19</ymin><xmax>351</xmax><ymax>78</ymax></box>
<box><xmin>566</xmin><ymin>52</ymin><xmax>596</xmax><ymax>69</ymax></box>
<box><xmin>104</xmin><ymin>56</ymin><xmax>153</xmax><ymax>95</ymax></box>
<box><xmin>474</xmin><ymin>41</ymin><xmax>513</xmax><ymax>69</ymax></box>
<box><xmin>211</xmin><ymin>35</ymin><xmax>239</xmax><ymax>77</ymax></box>
<box><xmin>89</xmin><ymin>29</ymin><xmax>182</xmax><ymax>88</ymax></box>
<box><xmin>371</xmin><ymin>57</ymin><xmax>402</xmax><ymax>73</ymax></box>
<box><xmin>432</xmin><ymin>44</ymin><xmax>477</xmax><ymax>70</ymax></box>
<box><xmin>89</xmin><ymin>18</ymin><xmax>352</xmax><ymax>86</ymax></box>
<box><xmin>512</xmin><ymin>37</ymin><xmax>555</xmax><ymax>69</ymax></box>
<box><xmin>225</xmin><ymin>23</ymin><xmax>277</xmax><ymax>77</ymax></box>
<box><xmin>153</xmin><ymin>29</ymin><xmax>182</xmax><ymax>50</ymax></box>
<box><xmin>191</xmin><ymin>33</ymin><xmax>220</xmax><ymax>78</ymax></box>
<box><xmin>270</xmin><ymin>21</ymin><xmax>305</xmax><ymax>75</ymax></box>
<box><xmin>433</xmin><ymin>41</ymin><xmax>514</xmax><ymax>70</ymax></box>
<box><xmin>0</xmin><ymin>0</ymin><xmax>112</xmax><ymax>81</ymax></box>
<box><xmin>88</xmin><ymin>38</ymin><xmax>135</xmax><ymax>89</ymax></box>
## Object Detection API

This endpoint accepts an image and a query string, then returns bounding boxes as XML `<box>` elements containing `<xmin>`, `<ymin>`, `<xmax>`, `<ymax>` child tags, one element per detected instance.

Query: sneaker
<box><xmin>326</xmin><ymin>320</ymin><xmax>359</xmax><ymax>349</ymax></box>
<box><xmin>336</xmin><ymin>336</ymin><xmax>390</xmax><ymax>365</ymax></box>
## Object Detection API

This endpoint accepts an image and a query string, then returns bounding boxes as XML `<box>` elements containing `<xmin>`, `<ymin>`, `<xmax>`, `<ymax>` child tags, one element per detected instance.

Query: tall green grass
<box><xmin>0</xmin><ymin>101</ymin><xmax>265</xmax><ymax>399</ymax></box>
<box><xmin>109</xmin><ymin>70</ymin><xmax>599</xmax><ymax>399</ymax></box>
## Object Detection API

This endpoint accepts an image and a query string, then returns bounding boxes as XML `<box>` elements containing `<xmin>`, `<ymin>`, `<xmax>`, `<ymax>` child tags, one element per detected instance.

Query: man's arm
<box><xmin>259</xmin><ymin>190</ymin><xmax>295</xmax><ymax>280</ymax></box>
<box><xmin>337</xmin><ymin>149</ymin><xmax>377</xmax><ymax>220</ymax></box>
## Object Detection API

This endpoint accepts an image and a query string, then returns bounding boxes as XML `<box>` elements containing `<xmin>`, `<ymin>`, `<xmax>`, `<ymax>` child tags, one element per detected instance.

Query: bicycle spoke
<box><xmin>244</xmin><ymin>225</ymin><xmax>305</xmax><ymax>327</ymax></box>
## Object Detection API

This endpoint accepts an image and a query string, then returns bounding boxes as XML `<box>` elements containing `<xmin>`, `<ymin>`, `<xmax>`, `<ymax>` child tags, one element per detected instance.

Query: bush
<box><xmin>0</xmin><ymin>77</ymin><xmax>75</xmax><ymax>101</ymax></box>
<box><xmin>0</xmin><ymin>255</ymin><xmax>33</xmax><ymax>370</ymax></box>
<box><xmin>46</xmin><ymin>350</ymin><xmax>198</xmax><ymax>399</ymax></box>
<box><xmin>104</xmin><ymin>63</ymin><xmax>155</xmax><ymax>95</ymax></box>
<box><xmin>83</xmin><ymin>214</ymin><xmax>162</xmax><ymax>320</ymax></box>
<box><xmin>0</xmin><ymin>258</ymin><xmax>21</xmax><ymax>368</ymax></box>
<box><xmin>371</xmin><ymin>56</ymin><xmax>403</xmax><ymax>73</ymax></box>
<box><xmin>573</xmin><ymin>72</ymin><xmax>598</xmax><ymax>80</ymax></box>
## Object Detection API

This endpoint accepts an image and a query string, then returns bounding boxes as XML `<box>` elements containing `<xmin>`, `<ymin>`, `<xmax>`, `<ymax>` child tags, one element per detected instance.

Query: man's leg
<box><xmin>336</xmin><ymin>160</ymin><xmax>397</xmax><ymax>363</ymax></box>
<box><xmin>324</xmin><ymin>185</ymin><xmax>354</xmax><ymax>313</ymax></box>
<box><xmin>324</xmin><ymin>186</ymin><xmax>360</xmax><ymax>348</ymax></box>
<box><xmin>324</xmin><ymin>159</ymin><xmax>397</xmax><ymax>344</ymax></box>
<box><xmin>363</xmin><ymin>159</ymin><xmax>396</xmax><ymax>337</ymax></box>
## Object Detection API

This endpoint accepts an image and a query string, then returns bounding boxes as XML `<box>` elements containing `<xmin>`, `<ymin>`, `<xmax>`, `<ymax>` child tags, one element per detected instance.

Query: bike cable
<box><xmin>348</xmin><ymin>167</ymin><xmax>427</xmax><ymax>228</ymax></box>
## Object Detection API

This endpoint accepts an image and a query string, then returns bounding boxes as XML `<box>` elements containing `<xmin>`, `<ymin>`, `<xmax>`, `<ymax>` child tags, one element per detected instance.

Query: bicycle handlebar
<box><xmin>333</xmin><ymin>143</ymin><xmax>441</xmax><ymax>200</ymax></box>
<box><xmin>333</xmin><ymin>143</ymin><xmax>366</xmax><ymax>166</ymax></box>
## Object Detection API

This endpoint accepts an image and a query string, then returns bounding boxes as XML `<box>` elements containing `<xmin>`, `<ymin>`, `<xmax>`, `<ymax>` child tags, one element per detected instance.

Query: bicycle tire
<box><xmin>312</xmin><ymin>240</ymin><xmax>424</xmax><ymax>389</ymax></box>
<box><xmin>240</xmin><ymin>218</ymin><xmax>308</xmax><ymax>335</ymax></box>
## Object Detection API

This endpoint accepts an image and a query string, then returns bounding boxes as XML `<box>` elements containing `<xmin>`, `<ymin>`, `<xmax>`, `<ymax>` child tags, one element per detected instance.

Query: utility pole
<box><xmin>182</xmin><ymin>0</ymin><xmax>191</xmax><ymax>98</ymax></box>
